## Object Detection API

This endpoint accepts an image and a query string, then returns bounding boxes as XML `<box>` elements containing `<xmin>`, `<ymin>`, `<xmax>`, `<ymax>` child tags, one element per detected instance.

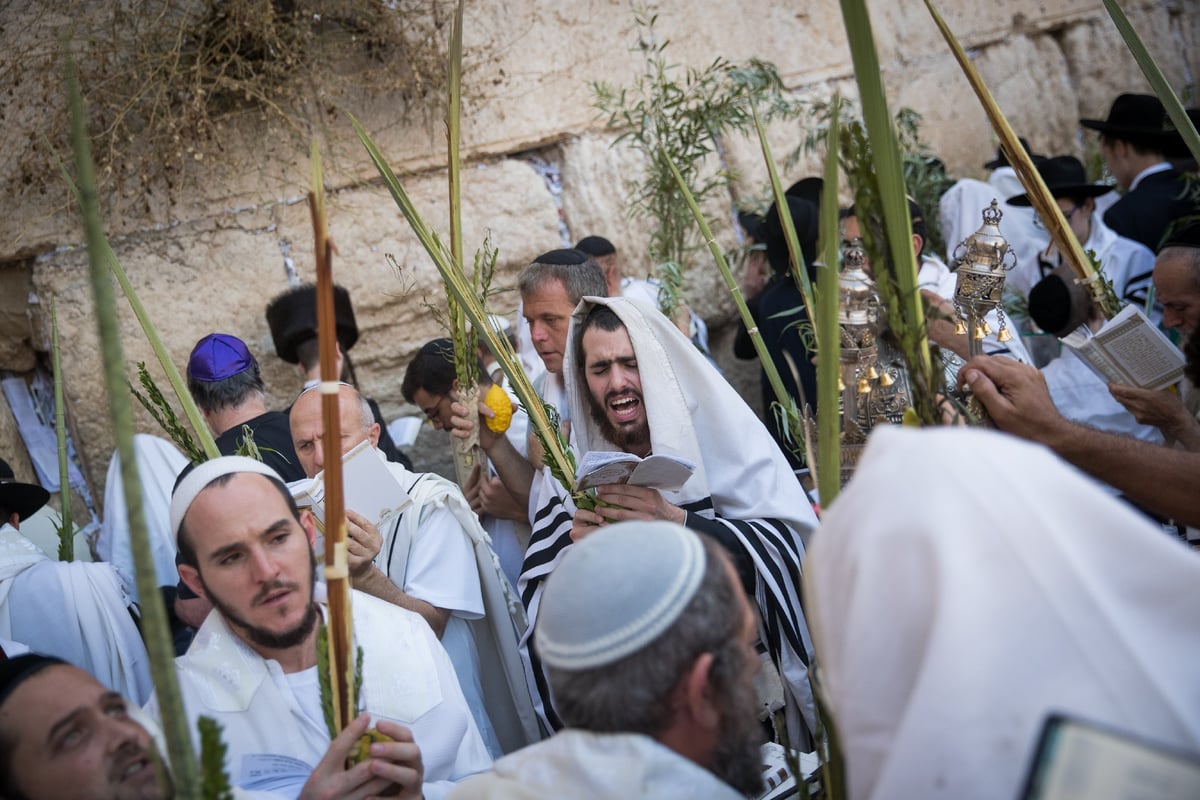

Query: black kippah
<box><xmin>1162</xmin><ymin>220</ymin><xmax>1200</xmax><ymax>250</ymax></box>
<box><xmin>574</xmin><ymin>236</ymin><xmax>615</xmax><ymax>257</ymax></box>
<box><xmin>0</xmin><ymin>653</ymin><xmax>66</xmax><ymax>708</ymax></box>
<box><xmin>1028</xmin><ymin>273</ymin><xmax>1076</xmax><ymax>336</ymax></box>
<box><xmin>534</xmin><ymin>248</ymin><xmax>589</xmax><ymax>266</ymax></box>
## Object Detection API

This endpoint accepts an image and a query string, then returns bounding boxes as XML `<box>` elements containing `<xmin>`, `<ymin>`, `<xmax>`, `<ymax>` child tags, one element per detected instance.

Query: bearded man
<box><xmin>521</xmin><ymin>297</ymin><xmax>818</xmax><ymax>750</ymax></box>
<box><xmin>149</xmin><ymin>456</ymin><xmax>492</xmax><ymax>799</ymax></box>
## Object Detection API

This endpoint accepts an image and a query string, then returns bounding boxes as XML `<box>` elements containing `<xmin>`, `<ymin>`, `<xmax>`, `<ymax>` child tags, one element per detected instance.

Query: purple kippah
<box><xmin>187</xmin><ymin>333</ymin><xmax>254</xmax><ymax>382</ymax></box>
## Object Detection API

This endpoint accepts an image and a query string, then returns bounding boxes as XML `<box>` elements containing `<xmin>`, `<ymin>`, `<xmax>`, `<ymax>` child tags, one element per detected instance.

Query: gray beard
<box><xmin>711</xmin><ymin>666</ymin><xmax>768</xmax><ymax>796</ymax></box>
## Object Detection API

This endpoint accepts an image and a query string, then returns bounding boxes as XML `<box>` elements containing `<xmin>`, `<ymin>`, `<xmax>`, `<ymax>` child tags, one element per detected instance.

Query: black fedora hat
<box><xmin>0</xmin><ymin>459</ymin><xmax>49</xmax><ymax>523</ymax></box>
<box><xmin>983</xmin><ymin>137</ymin><xmax>1044</xmax><ymax>170</ymax></box>
<box><xmin>1006</xmin><ymin>156</ymin><xmax>1112</xmax><ymax>207</ymax></box>
<box><xmin>1079</xmin><ymin>93</ymin><xmax>1169</xmax><ymax>141</ymax></box>
<box><xmin>265</xmin><ymin>284</ymin><xmax>359</xmax><ymax>365</ymax></box>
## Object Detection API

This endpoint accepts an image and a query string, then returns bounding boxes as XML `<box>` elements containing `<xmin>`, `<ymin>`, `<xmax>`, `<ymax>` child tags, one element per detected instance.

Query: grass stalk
<box><xmin>67</xmin><ymin>49</ymin><xmax>200</xmax><ymax>798</ymax></box>
<box><xmin>1102</xmin><ymin>0</ymin><xmax>1200</xmax><ymax>167</ymax></box>
<box><xmin>50</xmin><ymin>298</ymin><xmax>75</xmax><ymax>561</ymax></box>
<box><xmin>351</xmin><ymin>116</ymin><xmax>581</xmax><ymax>500</ymax></box>
<box><xmin>838</xmin><ymin>0</ymin><xmax>937</xmax><ymax>426</ymax></box>
<box><xmin>815</xmin><ymin>105</ymin><xmax>843</xmax><ymax>509</ymax></box>
<box><xmin>662</xmin><ymin>145</ymin><xmax>801</xmax><ymax>437</ymax></box>
<box><xmin>923</xmin><ymin>0</ymin><xmax>1119</xmax><ymax>318</ymax></box>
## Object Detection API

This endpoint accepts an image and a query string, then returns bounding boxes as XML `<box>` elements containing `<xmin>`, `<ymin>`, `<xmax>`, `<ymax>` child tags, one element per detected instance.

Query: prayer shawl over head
<box><xmin>806</xmin><ymin>426</ymin><xmax>1200</xmax><ymax>800</ymax></box>
<box><xmin>521</xmin><ymin>296</ymin><xmax>817</xmax><ymax>744</ymax></box>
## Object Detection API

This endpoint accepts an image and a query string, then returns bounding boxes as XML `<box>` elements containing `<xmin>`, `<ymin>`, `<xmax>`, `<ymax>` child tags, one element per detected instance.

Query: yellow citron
<box><xmin>352</xmin><ymin>728</ymin><xmax>393</xmax><ymax>766</ymax></box>
<box><xmin>484</xmin><ymin>383</ymin><xmax>513</xmax><ymax>433</ymax></box>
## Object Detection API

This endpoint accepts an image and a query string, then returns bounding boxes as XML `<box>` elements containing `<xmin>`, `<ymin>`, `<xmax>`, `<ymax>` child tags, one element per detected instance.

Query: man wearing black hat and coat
<box><xmin>1083</xmin><ymin>94</ymin><xmax>1190</xmax><ymax>252</ymax></box>
<box><xmin>266</xmin><ymin>283</ymin><xmax>412</xmax><ymax>469</ymax></box>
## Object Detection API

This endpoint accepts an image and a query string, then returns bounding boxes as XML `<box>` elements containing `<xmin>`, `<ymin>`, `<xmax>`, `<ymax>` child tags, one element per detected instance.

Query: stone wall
<box><xmin>0</xmin><ymin>0</ymin><xmax>1195</xmax><ymax>498</ymax></box>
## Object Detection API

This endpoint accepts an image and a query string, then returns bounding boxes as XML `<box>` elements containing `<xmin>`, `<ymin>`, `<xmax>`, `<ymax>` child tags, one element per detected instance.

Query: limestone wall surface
<box><xmin>0</xmin><ymin>0</ymin><xmax>1195</xmax><ymax>496</ymax></box>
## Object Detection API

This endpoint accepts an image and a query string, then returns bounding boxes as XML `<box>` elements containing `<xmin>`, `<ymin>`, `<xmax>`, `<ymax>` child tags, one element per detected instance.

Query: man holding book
<box><xmin>520</xmin><ymin>296</ymin><xmax>818</xmax><ymax>752</ymax></box>
<box><xmin>1106</xmin><ymin>224</ymin><xmax>1200</xmax><ymax>451</ymax></box>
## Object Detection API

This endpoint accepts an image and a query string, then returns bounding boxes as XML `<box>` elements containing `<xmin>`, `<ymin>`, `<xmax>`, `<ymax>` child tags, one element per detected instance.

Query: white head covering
<box><xmin>565</xmin><ymin>296</ymin><xmax>816</xmax><ymax>532</ymax></box>
<box><xmin>169</xmin><ymin>456</ymin><xmax>284</xmax><ymax>543</ymax></box>
<box><xmin>806</xmin><ymin>426</ymin><xmax>1200</xmax><ymax>800</ymax></box>
<box><xmin>535</xmin><ymin>521</ymin><xmax>705</xmax><ymax>670</ymax></box>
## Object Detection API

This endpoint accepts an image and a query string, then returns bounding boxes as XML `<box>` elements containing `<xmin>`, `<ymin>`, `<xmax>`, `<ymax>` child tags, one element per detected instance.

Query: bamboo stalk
<box><xmin>815</xmin><ymin>105</ymin><xmax>843</xmax><ymax>510</ymax></box>
<box><xmin>923</xmin><ymin>0</ymin><xmax>1119</xmax><ymax>319</ymax></box>
<box><xmin>309</xmin><ymin>141</ymin><xmax>354</xmax><ymax>734</ymax></box>
<box><xmin>67</xmin><ymin>50</ymin><xmax>200</xmax><ymax>798</ymax></box>
<box><xmin>838</xmin><ymin>0</ymin><xmax>936</xmax><ymax>414</ymax></box>
<box><xmin>50</xmin><ymin>298</ymin><xmax>75</xmax><ymax>561</ymax></box>
<box><xmin>1102</xmin><ymin>0</ymin><xmax>1200</xmax><ymax>168</ymax></box>
<box><xmin>662</xmin><ymin>145</ymin><xmax>802</xmax><ymax>437</ymax></box>
<box><xmin>752</xmin><ymin>107</ymin><xmax>817</xmax><ymax>323</ymax></box>
<box><xmin>351</xmin><ymin>117</ymin><xmax>580</xmax><ymax>498</ymax></box>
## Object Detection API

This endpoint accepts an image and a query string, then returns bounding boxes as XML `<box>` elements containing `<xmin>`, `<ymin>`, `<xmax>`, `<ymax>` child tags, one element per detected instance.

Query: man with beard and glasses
<box><xmin>520</xmin><ymin>297</ymin><xmax>818</xmax><ymax>753</ymax></box>
<box><xmin>449</xmin><ymin>522</ymin><xmax>767</xmax><ymax>799</ymax></box>
<box><xmin>0</xmin><ymin>654</ymin><xmax>171</xmax><ymax>800</ymax></box>
<box><xmin>148</xmin><ymin>456</ymin><xmax>492</xmax><ymax>799</ymax></box>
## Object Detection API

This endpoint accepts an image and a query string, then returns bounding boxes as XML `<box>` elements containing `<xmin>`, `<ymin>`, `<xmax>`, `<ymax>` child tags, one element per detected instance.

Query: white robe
<box><xmin>446</xmin><ymin>730</ymin><xmax>743</xmax><ymax>800</ymax></box>
<box><xmin>0</xmin><ymin>524</ymin><xmax>153</xmax><ymax>703</ymax></box>
<box><xmin>376</xmin><ymin>455</ymin><xmax>543</xmax><ymax>756</ymax></box>
<box><xmin>147</xmin><ymin>590</ymin><xmax>492</xmax><ymax>800</ymax></box>
<box><xmin>806</xmin><ymin>426</ymin><xmax>1200</xmax><ymax>800</ymax></box>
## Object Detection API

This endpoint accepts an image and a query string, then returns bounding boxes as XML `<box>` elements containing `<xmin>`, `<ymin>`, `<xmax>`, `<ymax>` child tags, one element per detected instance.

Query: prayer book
<box><xmin>1061</xmin><ymin>304</ymin><xmax>1185</xmax><ymax>391</ymax></box>
<box><xmin>574</xmin><ymin>450</ymin><xmax>696</xmax><ymax>492</ymax></box>
<box><xmin>288</xmin><ymin>439</ymin><xmax>412</xmax><ymax>531</ymax></box>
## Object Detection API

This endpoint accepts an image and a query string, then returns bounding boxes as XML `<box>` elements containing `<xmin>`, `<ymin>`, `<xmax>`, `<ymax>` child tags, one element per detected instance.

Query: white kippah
<box><xmin>534</xmin><ymin>520</ymin><xmax>706</xmax><ymax>671</ymax></box>
<box><xmin>169</xmin><ymin>456</ymin><xmax>284</xmax><ymax>544</ymax></box>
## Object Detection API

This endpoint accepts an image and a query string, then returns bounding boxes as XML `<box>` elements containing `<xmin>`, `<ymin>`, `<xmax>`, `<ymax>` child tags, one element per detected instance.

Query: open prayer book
<box><xmin>288</xmin><ymin>439</ymin><xmax>412</xmax><ymax>531</ymax></box>
<box><xmin>1061</xmin><ymin>304</ymin><xmax>1185</xmax><ymax>391</ymax></box>
<box><xmin>574</xmin><ymin>450</ymin><xmax>696</xmax><ymax>492</ymax></box>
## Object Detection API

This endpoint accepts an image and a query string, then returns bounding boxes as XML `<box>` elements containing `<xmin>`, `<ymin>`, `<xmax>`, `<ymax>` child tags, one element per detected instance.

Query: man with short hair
<box><xmin>523</xmin><ymin>297</ymin><xmax>817</xmax><ymax>750</ymax></box>
<box><xmin>290</xmin><ymin>384</ymin><xmax>540</xmax><ymax>758</ymax></box>
<box><xmin>153</xmin><ymin>456</ymin><xmax>491</xmax><ymax>798</ymax></box>
<box><xmin>450</xmin><ymin>250</ymin><xmax>608</xmax><ymax>517</ymax></box>
<box><xmin>1082</xmin><ymin>93</ymin><xmax>1188</xmax><ymax>251</ymax></box>
<box><xmin>401</xmin><ymin>339</ymin><xmax>530</xmax><ymax>588</ymax></box>
<box><xmin>186</xmin><ymin>333</ymin><xmax>305</xmax><ymax>482</ymax></box>
<box><xmin>0</xmin><ymin>654</ymin><xmax>170</xmax><ymax>800</ymax></box>
<box><xmin>449</xmin><ymin>522</ymin><xmax>765</xmax><ymax>799</ymax></box>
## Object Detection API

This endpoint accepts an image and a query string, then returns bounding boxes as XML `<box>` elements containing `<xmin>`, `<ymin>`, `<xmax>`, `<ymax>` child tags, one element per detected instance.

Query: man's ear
<box><xmin>679</xmin><ymin>652</ymin><xmax>720</xmax><ymax>730</ymax></box>
<box><xmin>912</xmin><ymin>233</ymin><xmax>925</xmax><ymax>260</ymax></box>
<box><xmin>177</xmin><ymin>564</ymin><xmax>208</xmax><ymax>602</ymax></box>
<box><xmin>299</xmin><ymin>510</ymin><xmax>319</xmax><ymax>549</ymax></box>
<box><xmin>367</xmin><ymin>422</ymin><xmax>380</xmax><ymax>448</ymax></box>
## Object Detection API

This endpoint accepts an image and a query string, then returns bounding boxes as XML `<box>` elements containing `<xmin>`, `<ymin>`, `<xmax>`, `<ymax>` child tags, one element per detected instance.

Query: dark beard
<box><xmin>711</xmin><ymin>663</ymin><xmax>767</xmax><ymax>796</ymax></box>
<box><xmin>200</xmin><ymin>550</ymin><xmax>320</xmax><ymax>651</ymax></box>
<box><xmin>586</xmin><ymin>390</ymin><xmax>651</xmax><ymax>453</ymax></box>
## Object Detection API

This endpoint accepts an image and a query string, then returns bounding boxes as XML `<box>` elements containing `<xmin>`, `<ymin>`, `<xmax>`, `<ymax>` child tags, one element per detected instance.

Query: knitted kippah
<box><xmin>169</xmin><ymin>456</ymin><xmax>283</xmax><ymax>543</ymax></box>
<box><xmin>535</xmin><ymin>521</ymin><xmax>706</xmax><ymax>670</ymax></box>
<box><xmin>533</xmin><ymin>248</ymin><xmax>589</xmax><ymax>266</ymax></box>
<box><xmin>187</xmin><ymin>333</ymin><xmax>254</xmax><ymax>382</ymax></box>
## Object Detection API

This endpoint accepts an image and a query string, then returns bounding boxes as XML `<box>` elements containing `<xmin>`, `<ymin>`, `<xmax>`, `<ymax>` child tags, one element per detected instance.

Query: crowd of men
<box><xmin>1</xmin><ymin>92</ymin><xmax>1199</xmax><ymax>799</ymax></box>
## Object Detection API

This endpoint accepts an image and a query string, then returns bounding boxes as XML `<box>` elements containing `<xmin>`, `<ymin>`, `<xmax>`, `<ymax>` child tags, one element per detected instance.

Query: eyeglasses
<box><xmin>420</xmin><ymin>395</ymin><xmax>445</xmax><ymax>422</ymax></box>
<box><xmin>1033</xmin><ymin>203</ymin><xmax>1082</xmax><ymax>231</ymax></box>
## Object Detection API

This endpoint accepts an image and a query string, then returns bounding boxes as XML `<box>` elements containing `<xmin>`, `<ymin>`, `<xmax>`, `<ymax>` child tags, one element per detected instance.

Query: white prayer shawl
<box><xmin>445</xmin><ymin>730</ymin><xmax>744</xmax><ymax>800</ymax></box>
<box><xmin>521</xmin><ymin>296</ymin><xmax>818</xmax><ymax>744</ymax></box>
<box><xmin>98</xmin><ymin>433</ymin><xmax>188</xmax><ymax>601</ymax></box>
<box><xmin>148</xmin><ymin>590</ymin><xmax>492</xmax><ymax>800</ymax></box>
<box><xmin>377</xmin><ymin>458</ymin><xmax>544</xmax><ymax>755</ymax></box>
<box><xmin>805</xmin><ymin>426</ymin><xmax>1200</xmax><ymax>800</ymax></box>
<box><xmin>0</xmin><ymin>525</ymin><xmax>153</xmax><ymax>703</ymax></box>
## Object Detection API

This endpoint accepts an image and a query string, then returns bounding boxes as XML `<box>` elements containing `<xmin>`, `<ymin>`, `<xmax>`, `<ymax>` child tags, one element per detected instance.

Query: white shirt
<box><xmin>447</xmin><ymin>730</ymin><xmax>744</xmax><ymax>800</ymax></box>
<box><xmin>147</xmin><ymin>590</ymin><xmax>491</xmax><ymax>800</ymax></box>
<box><xmin>1129</xmin><ymin>161</ymin><xmax>1174</xmax><ymax>191</ymax></box>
